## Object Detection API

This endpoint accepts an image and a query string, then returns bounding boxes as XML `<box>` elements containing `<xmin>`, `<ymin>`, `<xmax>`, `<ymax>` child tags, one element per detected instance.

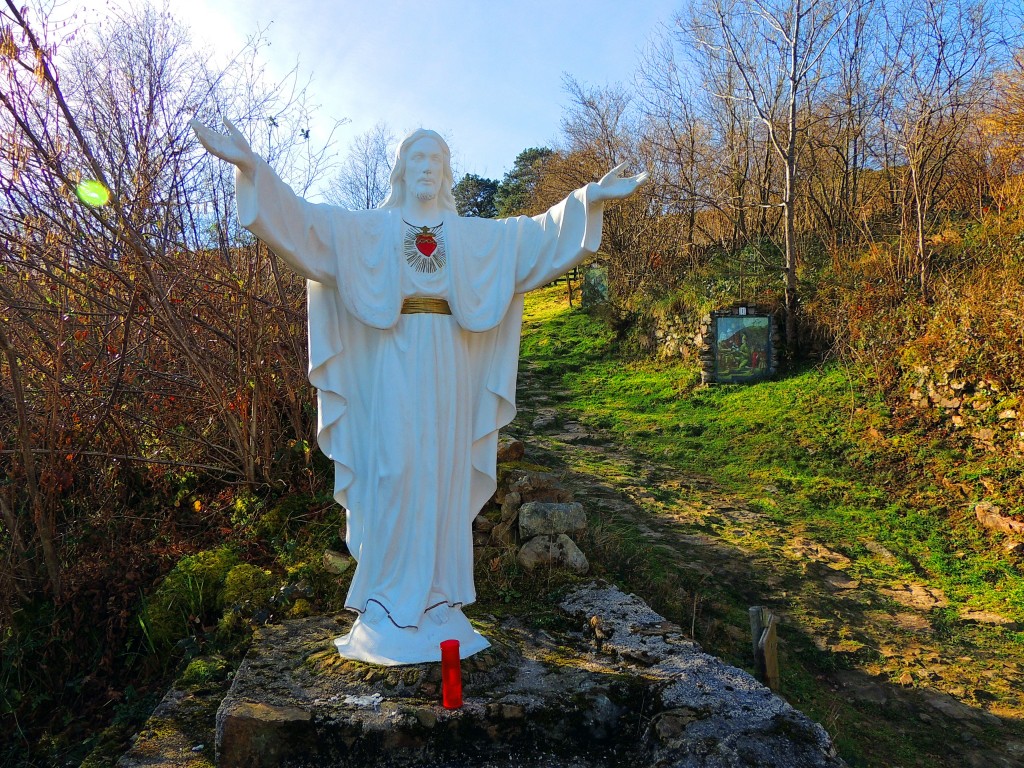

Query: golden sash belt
<box><xmin>401</xmin><ymin>297</ymin><xmax>451</xmax><ymax>315</ymax></box>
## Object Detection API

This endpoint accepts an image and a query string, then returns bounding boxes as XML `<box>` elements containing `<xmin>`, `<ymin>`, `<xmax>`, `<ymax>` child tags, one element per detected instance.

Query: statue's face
<box><xmin>404</xmin><ymin>136</ymin><xmax>444</xmax><ymax>202</ymax></box>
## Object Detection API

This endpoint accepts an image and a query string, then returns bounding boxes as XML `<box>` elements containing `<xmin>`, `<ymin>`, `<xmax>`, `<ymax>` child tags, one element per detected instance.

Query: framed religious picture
<box><xmin>713</xmin><ymin>314</ymin><xmax>772</xmax><ymax>383</ymax></box>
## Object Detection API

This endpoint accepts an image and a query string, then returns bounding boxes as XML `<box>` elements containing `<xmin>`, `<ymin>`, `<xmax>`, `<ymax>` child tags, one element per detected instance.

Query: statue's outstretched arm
<box><xmin>191</xmin><ymin>118</ymin><xmax>257</xmax><ymax>180</ymax></box>
<box><xmin>512</xmin><ymin>163</ymin><xmax>647</xmax><ymax>293</ymax></box>
<box><xmin>590</xmin><ymin>162</ymin><xmax>649</xmax><ymax>203</ymax></box>
<box><xmin>191</xmin><ymin>117</ymin><xmax>337</xmax><ymax>285</ymax></box>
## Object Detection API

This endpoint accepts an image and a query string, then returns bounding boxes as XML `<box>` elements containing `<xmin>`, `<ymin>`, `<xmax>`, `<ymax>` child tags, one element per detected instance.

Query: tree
<box><xmin>0</xmin><ymin>1</ymin><xmax>338</xmax><ymax>739</ymax></box>
<box><xmin>453</xmin><ymin>173</ymin><xmax>499</xmax><ymax>217</ymax></box>
<box><xmin>687</xmin><ymin>0</ymin><xmax>856</xmax><ymax>353</ymax></box>
<box><xmin>802</xmin><ymin>0</ymin><xmax>877</xmax><ymax>246</ymax></box>
<box><xmin>641</xmin><ymin>28</ymin><xmax>775</xmax><ymax>255</ymax></box>
<box><xmin>326</xmin><ymin>121</ymin><xmax>394</xmax><ymax>209</ymax></box>
<box><xmin>987</xmin><ymin>50</ymin><xmax>1024</xmax><ymax>165</ymax></box>
<box><xmin>494</xmin><ymin>146</ymin><xmax>554</xmax><ymax>216</ymax></box>
<box><xmin>543</xmin><ymin>79</ymin><xmax>681</xmax><ymax>306</ymax></box>
<box><xmin>874</xmin><ymin>0</ymin><xmax>1001</xmax><ymax>299</ymax></box>
<box><xmin>983</xmin><ymin>49</ymin><xmax>1024</xmax><ymax>203</ymax></box>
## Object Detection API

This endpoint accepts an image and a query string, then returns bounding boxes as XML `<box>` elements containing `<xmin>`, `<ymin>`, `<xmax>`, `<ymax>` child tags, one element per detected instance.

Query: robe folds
<box><xmin>235</xmin><ymin>159</ymin><xmax>603</xmax><ymax>629</ymax></box>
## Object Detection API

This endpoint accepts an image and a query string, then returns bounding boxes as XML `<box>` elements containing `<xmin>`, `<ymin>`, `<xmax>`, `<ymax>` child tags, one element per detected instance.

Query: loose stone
<box><xmin>517</xmin><ymin>534</ymin><xmax>589</xmax><ymax>574</ymax></box>
<box><xmin>518</xmin><ymin>501</ymin><xmax>587</xmax><ymax>538</ymax></box>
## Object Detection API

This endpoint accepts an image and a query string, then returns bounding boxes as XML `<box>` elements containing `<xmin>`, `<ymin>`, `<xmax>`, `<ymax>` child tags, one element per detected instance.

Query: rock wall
<box><xmin>907</xmin><ymin>362</ymin><xmax>1023</xmax><ymax>451</ymax></box>
<box><xmin>481</xmin><ymin>439</ymin><xmax>591</xmax><ymax>575</ymax></box>
<box><xmin>654</xmin><ymin>314</ymin><xmax>695</xmax><ymax>361</ymax></box>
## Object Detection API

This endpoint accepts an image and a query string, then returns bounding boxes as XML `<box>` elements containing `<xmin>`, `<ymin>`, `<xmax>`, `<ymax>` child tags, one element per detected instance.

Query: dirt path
<box><xmin>511</xmin><ymin>363</ymin><xmax>1024</xmax><ymax>768</ymax></box>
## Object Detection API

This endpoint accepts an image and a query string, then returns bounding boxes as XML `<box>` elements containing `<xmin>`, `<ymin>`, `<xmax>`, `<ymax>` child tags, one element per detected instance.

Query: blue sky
<box><xmin>157</xmin><ymin>0</ymin><xmax>681</xmax><ymax>182</ymax></box>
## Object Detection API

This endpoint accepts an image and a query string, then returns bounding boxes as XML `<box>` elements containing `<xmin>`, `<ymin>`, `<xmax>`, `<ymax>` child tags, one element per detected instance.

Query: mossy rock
<box><xmin>86</xmin><ymin>669</ymin><xmax>228</xmax><ymax>768</ymax></box>
<box><xmin>139</xmin><ymin>546</ymin><xmax>238</xmax><ymax>650</ymax></box>
<box><xmin>496</xmin><ymin>461</ymin><xmax>558</xmax><ymax>494</ymax></box>
<box><xmin>223</xmin><ymin>563</ymin><xmax>276</xmax><ymax>610</ymax></box>
<box><xmin>79</xmin><ymin>722</ymin><xmax>138</xmax><ymax>768</ymax></box>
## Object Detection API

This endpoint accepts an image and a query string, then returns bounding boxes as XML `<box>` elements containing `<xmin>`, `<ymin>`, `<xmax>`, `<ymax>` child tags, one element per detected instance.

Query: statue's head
<box><xmin>381</xmin><ymin>129</ymin><xmax>458</xmax><ymax>212</ymax></box>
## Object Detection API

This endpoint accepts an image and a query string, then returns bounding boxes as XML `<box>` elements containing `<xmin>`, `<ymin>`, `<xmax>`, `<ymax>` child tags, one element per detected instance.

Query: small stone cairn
<box><xmin>472</xmin><ymin>435</ymin><xmax>589</xmax><ymax>574</ymax></box>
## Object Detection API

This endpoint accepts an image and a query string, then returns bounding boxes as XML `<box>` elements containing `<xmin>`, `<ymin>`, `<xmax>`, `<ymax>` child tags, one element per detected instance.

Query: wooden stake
<box><xmin>749</xmin><ymin>606</ymin><xmax>780</xmax><ymax>692</ymax></box>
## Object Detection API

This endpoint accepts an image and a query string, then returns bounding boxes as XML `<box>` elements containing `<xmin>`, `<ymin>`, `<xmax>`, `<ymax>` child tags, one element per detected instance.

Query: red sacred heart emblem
<box><xmin>416</xmin><ymin>232</ymin><xmax>437</xmax><ymax>257</ymax></box>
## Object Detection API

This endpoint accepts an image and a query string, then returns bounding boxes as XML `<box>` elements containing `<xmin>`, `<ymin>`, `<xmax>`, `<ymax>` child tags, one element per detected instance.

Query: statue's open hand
<box><xmin>191</xmin><ymin>118</ymin><xmax>256</xmax><ymax>178</ymax></box>
<box><xmin>592</xmin><ymin>162</ymin><xmax>649</xmax><ymax>203</ymax></box>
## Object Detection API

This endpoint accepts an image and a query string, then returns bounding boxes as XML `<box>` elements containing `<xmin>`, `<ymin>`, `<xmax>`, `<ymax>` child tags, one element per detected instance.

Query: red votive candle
<box><xmin>440</xmin><ymin>639</ymin><xmax>463</xmax><ymax>709</ymax></box>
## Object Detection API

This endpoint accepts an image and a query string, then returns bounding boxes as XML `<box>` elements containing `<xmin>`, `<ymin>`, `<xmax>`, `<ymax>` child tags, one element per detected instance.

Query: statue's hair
<box><xmin>380</xmin><ymin>129</ymin><xmax>458</xmax><ymax>213</ymax></box>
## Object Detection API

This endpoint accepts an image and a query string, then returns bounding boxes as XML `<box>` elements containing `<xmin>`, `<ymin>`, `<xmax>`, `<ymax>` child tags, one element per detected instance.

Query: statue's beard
<box><xmin>415</xmin><ymin>189</ymin><xmax>437</xmax><ymax>202</ymax></box>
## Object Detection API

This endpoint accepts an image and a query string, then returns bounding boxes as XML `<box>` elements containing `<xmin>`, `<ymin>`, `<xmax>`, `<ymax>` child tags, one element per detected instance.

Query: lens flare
<box><xmin>75</xmin><ymin>180</ymin><xmax>111</xmax><ymax>207</ymax></box>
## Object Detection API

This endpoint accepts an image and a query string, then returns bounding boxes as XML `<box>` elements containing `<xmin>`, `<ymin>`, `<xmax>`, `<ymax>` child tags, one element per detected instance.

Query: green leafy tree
<box><xmin>452</xmin><ymin>173</ymin><xmax>499</xmax><ymax>217</ymax></box>
<box><xmin>494</xmin><ymin>147</ymin><xmax>554</xmax><ymax>216</ymax></box>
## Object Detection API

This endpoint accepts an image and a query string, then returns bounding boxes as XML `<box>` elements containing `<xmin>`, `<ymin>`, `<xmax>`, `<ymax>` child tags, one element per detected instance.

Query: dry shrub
<box><xmin>912</xmin><ymin>250</ymin><xmax>1024</xmax><ymax>389</ymax></box>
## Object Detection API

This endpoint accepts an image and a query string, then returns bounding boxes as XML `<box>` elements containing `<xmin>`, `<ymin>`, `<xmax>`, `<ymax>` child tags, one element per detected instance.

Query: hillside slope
<box><xmin>514</xmin><ymin>285</ymin><xmax>1024</xmax><ymax>768</ymax></box>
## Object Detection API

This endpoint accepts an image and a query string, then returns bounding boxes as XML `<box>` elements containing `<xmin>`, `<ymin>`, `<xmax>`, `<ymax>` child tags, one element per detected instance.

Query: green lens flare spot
<box><xmin>75</xmin><ymin>180</ymin><xmax>111</xmax><ymax>207</ymax></box>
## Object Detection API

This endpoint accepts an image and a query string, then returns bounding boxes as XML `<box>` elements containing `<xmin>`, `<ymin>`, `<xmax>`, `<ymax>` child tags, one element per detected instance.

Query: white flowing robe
<box><xmin>236</xmin><ymin>159</ymin><xmax>603</xmax><ymax>628</ymax></box>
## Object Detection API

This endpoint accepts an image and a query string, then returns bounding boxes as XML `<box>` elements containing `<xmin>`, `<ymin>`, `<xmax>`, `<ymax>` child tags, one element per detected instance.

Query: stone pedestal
<box><xmin>215</xmin><ymin>587</ymin><xmax>847</xmax><ymax>768</ymax></box>
<box><xmin>215</xmin><ymin>613</ymin><xmax>641</xmax><ymax>767</ymax></box>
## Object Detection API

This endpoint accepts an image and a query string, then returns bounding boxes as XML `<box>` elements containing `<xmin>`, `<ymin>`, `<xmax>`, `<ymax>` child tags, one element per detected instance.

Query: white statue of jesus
<box><xmin>192</xmin><ymin>118</ymin><xmax>647</xmax><ymax>665</ymax></box>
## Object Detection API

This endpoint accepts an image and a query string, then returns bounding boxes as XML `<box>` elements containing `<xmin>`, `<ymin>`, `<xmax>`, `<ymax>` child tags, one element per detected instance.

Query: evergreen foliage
<box><xmin>453</xmin><ymin>173</ymin><xmax>499</xmax><ymax>217</ymax></box>
<box><xmin>493</xmin><ymin>147</ymin><xmax>554</xmax><ymax>216</ymax></box>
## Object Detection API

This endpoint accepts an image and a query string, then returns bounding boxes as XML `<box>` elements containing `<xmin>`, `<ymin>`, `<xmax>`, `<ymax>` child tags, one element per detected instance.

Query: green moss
<box><xmin>179</xmin><ymin>655</ymin><xmax>231</xmax><ymax>688</ymax></box>
<box><xmin>247</xmin><ymin>493</ymin><xmax>346</xmax><ymax>567</ymax></box>
<box><xmin>138</xmin><ymin>545</ymin><xmax>238</xmax><ymax>650</ymax></box>
<box><xmin>255</xmin><ymin>494</ymin><xmax>314</xmax><ymax>540</ymax></box>
<box><xmin>223</xmin><ymin>563</ymin><xmax>276</xmax><ymax>609</ymax></box>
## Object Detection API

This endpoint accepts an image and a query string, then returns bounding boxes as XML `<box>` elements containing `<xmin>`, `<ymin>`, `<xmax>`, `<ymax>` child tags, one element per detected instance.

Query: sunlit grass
<box><xmin>521</xmin><ymin>284</ymin><xmax>1024</xmax><ymax>621</ymax></box>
